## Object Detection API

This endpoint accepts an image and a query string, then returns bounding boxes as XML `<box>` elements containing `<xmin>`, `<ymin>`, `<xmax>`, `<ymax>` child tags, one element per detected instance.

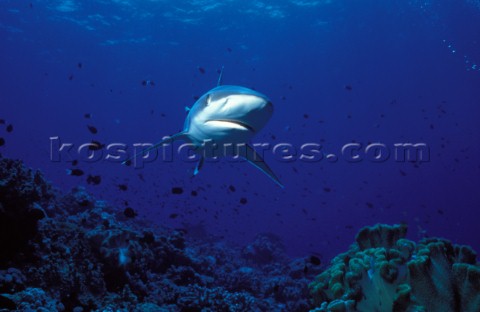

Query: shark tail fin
<box><xmin>245</xmin><ymin>145</ymin><xmax>284</xmax><ymax>188</ymax></box>
<box><xmin>217</xmin><ymin>66</ymin><xmax>225</xmax><ymax>86</ymax></box>
<box><xmin>122</xmin><ymin>132</ymin><xmax>189</xmax><ymax>166</ymax></box>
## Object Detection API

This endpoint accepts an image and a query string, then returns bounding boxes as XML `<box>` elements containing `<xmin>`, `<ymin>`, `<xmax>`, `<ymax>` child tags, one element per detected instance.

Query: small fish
<box><xmin>86</xmin><ymin>174</ymin><xmax>101</xmax><ymax>185</ymax></box>
<box><xmin>172</xmin><ymin>187</ymin><xmax>183</xmax><ymax>195</ymax></box>
<box><xmin>0</xmin><ymin>137</ymin><xmax>5</xmax><ymax>147</ymax></box>
<box><xmin>123</xmin><ymin>207</ymin><xmax>137</xmax><ymax>218</ymax></box>
<box><xmin>77</xmin><ymin>62</ymin><xmax>83</xmax><ymax>69</ymax></box>
<box><xmin>198</xmin><ymin>67</ymin><xmax>206</xmax><ymax>74</ymax></box>
<box><xmin>345</xmin><ymin>85</ymin><xmax>353</xmax><ymax>91</ymax></box>
<box><xmin>6</xmin><ymin>124</ymin><xmax>13</xmax><ymax>133</ymax></box>
<box><xmin>84</xmin><ymin>113</ymin><xmax>92</xmax><ymax>119</ymax></box>
<box><xmin>169</xmin><ymin>213</ymin><xmax>179</xmax><ymax>219</ymax></box>
<box><xmin>141</xmin><ymin>80</ymin><xmax>155</xmax><ymax>87</ymax></box>
<box><xmin>66</xmin><ymin>169</ymin><xmax>84</xmax><ymax>176</ymax></box>
<box><xmin>87</xmin><ymin>125</ymin><xmax>98</xmax><ymax>134</ymax></box>
<box><xmin>239</xmin><ymin>197</ymin><xmax>248</xmax><ymax>205</ymax></box>
<box><xmin>310</xmin><ymin>255</ymin><xmax>321</xmax><ymax>266</ymax></box>
<box><xmin>118</xmin><ymin>184</ymin><xmax>128</xmax><ymax>191</ymax></box>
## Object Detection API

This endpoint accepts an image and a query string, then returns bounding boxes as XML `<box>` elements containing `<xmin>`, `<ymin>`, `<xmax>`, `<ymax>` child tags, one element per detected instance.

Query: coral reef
<box><xmin>309</xmin><ymin>223</ymin><xmax>480</xmax><ymax>312</ymax></box>
<box><xmin>0</xmin><ymin>156</ymin><xmax>321</xmax><ymax>311</ymax></box>
<box><xmin>2</xmin><ymin>157</ymin><xmax>479</xmax><ymax>312</ymax></box>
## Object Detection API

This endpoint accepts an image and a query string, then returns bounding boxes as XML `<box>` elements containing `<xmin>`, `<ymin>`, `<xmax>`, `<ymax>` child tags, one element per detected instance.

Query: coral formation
<box><xmin>309</xmin><ymin>223</ymin><xmax>480</xmax><ymax>312</ymax></box>
<box><xmin>0</xmin><ymin>156</ymin><xmax>320</xmax><ymax>311</ymax></box>
<box><xmin>2</xmin><ymin>157</ymin><xmax>479</xmax><ymax>312</ymax></box>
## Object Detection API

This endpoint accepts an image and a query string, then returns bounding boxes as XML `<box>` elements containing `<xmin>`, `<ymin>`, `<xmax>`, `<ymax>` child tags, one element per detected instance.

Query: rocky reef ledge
<box><xmin>309</xmin><ymin>223</ymin><xmax>480</xmax><ymax>312</ymax></box>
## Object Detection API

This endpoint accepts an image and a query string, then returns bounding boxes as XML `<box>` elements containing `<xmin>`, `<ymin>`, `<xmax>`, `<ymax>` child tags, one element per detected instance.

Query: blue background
<box><xmin>1</xmin><ymin>0</ymin><xmax>479</xmax><ymax>260</ymax></box>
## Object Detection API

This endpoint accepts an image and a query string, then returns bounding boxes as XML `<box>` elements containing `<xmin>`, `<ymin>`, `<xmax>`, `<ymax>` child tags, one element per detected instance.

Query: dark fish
<box><xmin>366</xmin><ymin>202</ymin><xmax>374</xmax><ymax>208</ymax></box>
<box><xmin>227</xmin><ymin>47</ymin><xmax>232</xmax><ymax>52</ymax></box>
<box><xmin>172</xmin><ymin>187</ymin><xmax>183</xmax><ymax>195</ymax></box>
<box><xmin>123</xmin><ymin>207</ymin><xmax>137</xmax><ymax>218</ymax></box>
<box><xmin>118</xmin><ymin>184</ymin><xmax>128</xmax><ymax>191</ymax></box>
<box><xmin>345</xmin><ymin>85</ymin><xmax>352</xmax><ymax>91</ymax></box>
<box><xmin>71</xmin><ymin>160</ymin><xmax>78</xmax><ymax>166</ymax></box>
<box><xmin>239</xmin><ymin>197</ymin><xmax>247</xmax><ymax>205</ymax></box>
<box><xmin>169</xmin><ymin>213</ymin><xmax>179</xmax><ymax>219</ymax></box>
<box><xmin>310</xmin><ymin>256</ymin><xmax>321</xmax><ymax>266</ymax></box>
<box><xmin>84</xmin><ymin>113</ymin><xmax>92</xmax><ymax>119</ymax></box>
<box><xmin>193</xmin><ymin>95</ymin><xmax>200</xmax><ymax>100</ymax></box>
<box><xmin>6</xmin><ymin>124</ymin><xmax>13</xmax><ymax>133</ymax></box>
<box><xmin>191</xmin><ymin>190</ymin><xmax>198</xmax><ymax>196</ymax></box>
<box><xmin>303</xmin><ymin>114</ymin><xmax>309</xmax><ymax>119</ymax></box>
<box><xmin>0</xmin><ymin>119</ymin><xmax>5</xmax><ymax>124</ymax></box>
<box><xmin>0</xmin><ymin>137</ymin><xmax>5</xmax><ymax>147</ymax></box>
<box><xmin>86</xmin><ymin>174</ymin><xmax>101</xmax><ymax>185</ymax></box>
<box><xmin>437</xmin><ymin>209</ymin><xmax>444</xmax><ymax>215</ymax></box>
<box><xmin>228</xmin><ymin>185</ymin><xmax>236</xmax><ymax>192</ymax></box>
<box><xmin>87</xmin><ymin>125</ymin><xmax>98</xmax><ymax>134</ymax></box>
<box><xmin>198</xmin><ymin>67</ymin><xmax>206</xmax><ymax>74</ymax></box>
<box><xmin>142</xmin><ymin>80</ymin><xmax>154</xmax><ymax>87</ymax></box>
<box><xmin>68</xmin><ymin>74</ymin><xmax>74</xmax><ymax>80</ymax></box>
<box><xmin>77</xmin><ymin>62</ymin><xmax>83</xmax><ymax>69</ymax></box>
<box><xmin>303</xmin><ymin>265</ymin><xmax>308</xmax><ymax>274</ymax></box>
<box><xmin>67</xmin><ymin>169</ymin><xmax>84</xmax><ymax>176</ymax></box>
<box><xmin>323</xmin><ymin>187</ymin><xmax>331</xmax><ymax>193</ymax></box>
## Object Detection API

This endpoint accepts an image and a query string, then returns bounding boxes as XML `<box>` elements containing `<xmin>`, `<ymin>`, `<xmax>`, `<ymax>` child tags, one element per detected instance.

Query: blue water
<box><xmin>1</xmin><ymin>0</ymin><xmax>479</xmax><ymax>260</ymax></box>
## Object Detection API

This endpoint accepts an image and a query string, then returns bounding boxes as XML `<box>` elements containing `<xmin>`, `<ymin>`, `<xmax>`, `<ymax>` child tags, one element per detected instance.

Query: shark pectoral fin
<box><xmin>122</xmin><ymin>132</ymin><xmax>189</xmax><ymax>165</ymax></box>
<box><xmin>245</xmin><ymin>145</ymin><xmax>284</xmax><ymax>188</ymax></box>
<box><xmin>193</xmin><ymin>156</ymin><xmax>204</xmax><ymax>176</ymax></box>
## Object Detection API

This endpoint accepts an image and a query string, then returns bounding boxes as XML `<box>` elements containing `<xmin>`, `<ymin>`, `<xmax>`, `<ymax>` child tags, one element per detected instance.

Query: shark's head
<box><xmin>185</xmin><ymin>85</ymin><xmax>273</xmax><ymax>144</ymax></box>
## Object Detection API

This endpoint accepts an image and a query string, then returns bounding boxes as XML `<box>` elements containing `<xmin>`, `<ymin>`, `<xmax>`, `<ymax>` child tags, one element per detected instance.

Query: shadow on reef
<box><xmin>0</xmin><ymin>156</ymin><xmax>479</xmax><ymax>312</ymax></box>
<box><xmin>309</xmin><ymin>224</ymin><xmax>480</xmax><ymax>312</ymax></box>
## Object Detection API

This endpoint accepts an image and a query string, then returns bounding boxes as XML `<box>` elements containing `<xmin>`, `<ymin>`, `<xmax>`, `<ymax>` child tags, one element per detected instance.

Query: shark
<box><xmin>125</xmin><ymin>69</ymin><xmax>283</xmax><ymax>188</ymax></box>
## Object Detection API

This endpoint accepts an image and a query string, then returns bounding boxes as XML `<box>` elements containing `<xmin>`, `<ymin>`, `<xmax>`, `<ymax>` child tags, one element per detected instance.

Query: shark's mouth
<box><xmin>205</xmin><ymin>119</ymin><xmax>255</xmax><ymax>132</ymax></box>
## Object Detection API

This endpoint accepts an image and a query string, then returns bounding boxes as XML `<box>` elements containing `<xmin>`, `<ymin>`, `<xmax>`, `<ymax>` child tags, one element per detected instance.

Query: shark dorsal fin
<box><xmin>217</xmin><ymin>66</ymin><xmax>225</xmax><ymax>86</ymax></box>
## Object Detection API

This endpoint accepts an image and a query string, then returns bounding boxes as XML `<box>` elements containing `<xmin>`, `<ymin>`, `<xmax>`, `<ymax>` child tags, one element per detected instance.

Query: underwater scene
<box><xmin>1</xmin><ymin>0</ymin><xmax>480</xmax><ymax>311</ymax></box>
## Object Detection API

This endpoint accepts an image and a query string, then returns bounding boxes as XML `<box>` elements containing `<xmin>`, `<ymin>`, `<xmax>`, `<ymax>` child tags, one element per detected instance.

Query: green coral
<box><xmin>309</xmin><ymin>224</ymin><xmax>480</xmax><ymax>312</ymax></box>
